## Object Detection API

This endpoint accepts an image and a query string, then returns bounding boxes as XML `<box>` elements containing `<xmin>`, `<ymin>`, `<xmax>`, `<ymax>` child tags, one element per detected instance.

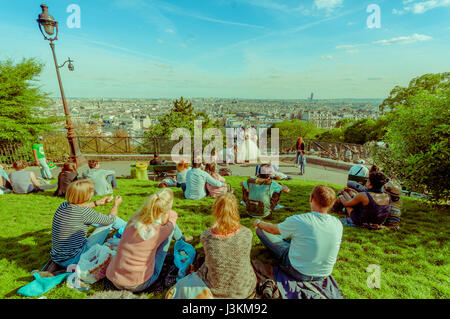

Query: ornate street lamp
<box><xmin>37</xmin><ymin>4</ymin><xmax>85</xmax><ymax>167</ymax></box>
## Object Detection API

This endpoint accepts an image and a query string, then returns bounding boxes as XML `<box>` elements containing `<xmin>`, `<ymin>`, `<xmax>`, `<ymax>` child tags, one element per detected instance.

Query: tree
<box><xmin>379</xmin><ymin>72</ymin><xmax>449</xmax><ymax>112</ymax></box>
<box><xmin>374</xmin><ymin>89</ymin><xmax>450</xmax><ymax>204</ymax></box>
<box><xmin>0</xmin><ymin>58</ymin><xmax>59</xmax><ymax>145</ymax></box>
<box><xmin>343</xmin><ymin>118</ymin><xmax>376</xmax><ymax>144</ymax></box>
<box><xmin>272</xmin><ymin>119</ymin><xmax>319</xmax><ymax>139</ymax></box>
<box><xmin>141</xmin><ymin>97</ymin><xmax>221</xmax><ymax>154</ymax></box>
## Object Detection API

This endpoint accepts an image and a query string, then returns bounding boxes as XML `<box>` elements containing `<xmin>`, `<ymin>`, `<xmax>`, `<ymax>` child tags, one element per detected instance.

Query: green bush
<box><xmin>373</xmin><ymin>89</ymin><xmax>450</xmax><ymax>203</ymax></box>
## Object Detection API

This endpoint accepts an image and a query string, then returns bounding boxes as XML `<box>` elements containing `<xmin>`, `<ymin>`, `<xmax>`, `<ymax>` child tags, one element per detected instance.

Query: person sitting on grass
<box><xmin>184</xmin><ymin>158</ymin><xmax>225</xmax><ymax>200</ymax></box>
<box><xmin>106</xmin><ymin>188</ymin><xmax>191</xmax><ymax>292</ymax></box>
<box><xmin>242</xmin><ymin>164</ymin><xmax>290</xmax><ymax>219</ymax></box>
<box><xmin>335</xmin><ymin>169</ymin><xmax>391</xmax><ymax>227</ymax></box>
<box><xmin>195</xmin><ymin>193</ymin><xmax>257</xmax><ymax>298</ymax></box>
<box><xmin>254</xmin><ymin>185</ymin><xmax>343</xmax><ymax>282</ymax></box>
<box><xmin>50</xmin><ymin>179</ymin><xmax>127</xmax><ymax>267</ymax></box>
<box><xmin>0</xmin><ymin>164</ymin><xmax>12</xmax><ymax>194</ymax></box>
<box><xmin>83</xmin><ymin>160</ymin><xmax>118</xmax><ymax>196</ymax></box>
<box><xmin>204</xmin><ymin>163</ymin><xmax>228</xmax><ymax>198</ymax></box>
<box><xmin>176</xmin><ymin>160</ymin><xmax>190</xmax><ymax>189</ymax></box>
<box><xmin>8</xmin><ymin>160</ymin><xmax>56</xmax><ymax>194</ymax></box>
<box><xmin>54</xmin><ymin>162</ymin><xmax>78</xmax><ymax>197</ymax></box>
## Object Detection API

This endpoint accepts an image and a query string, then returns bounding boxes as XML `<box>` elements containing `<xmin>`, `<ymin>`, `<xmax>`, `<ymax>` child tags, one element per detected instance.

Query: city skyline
<box><xmin>1</xmin><ymin>0</ymin><xmax>449</xmax><ymax>99</ymax></box>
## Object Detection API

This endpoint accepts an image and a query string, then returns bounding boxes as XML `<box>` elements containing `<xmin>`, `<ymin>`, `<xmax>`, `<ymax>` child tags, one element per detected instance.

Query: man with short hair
<box><xmin>32</xmin><ymin>136</ymin><xmax>53</xmax><ymax>180</ymax></box>
<box><xmin>83</xmin><ymin>160</ymin><xmax>118</xmax><ymax>196</ymax></box>
<box><xmin>184</xmin><ymin>159</ymin><xmax>225</xmax><ymax>200</ymax></box>
<box><xmin>149</xmin><ymin>153</ymin><xmax>165</xmax><ymax>166</ymax></box>
<box><xmin>254</xmin><ymin>185</ymin><xmax>343</xmax><ymax>281</ymax></box>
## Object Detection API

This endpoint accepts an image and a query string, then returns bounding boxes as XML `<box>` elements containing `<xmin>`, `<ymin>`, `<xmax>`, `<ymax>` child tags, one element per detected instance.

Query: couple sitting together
<box><xmin>160</xmin><ymin>158</ymin><xmax>229</xmax><ymax>200</ymax></box>
<box><xmin>333</xmin><ymin>165</ymin><xmax>402</xmax><ymax>230</ymax></box>
<box><xmin>49</xmin><ymin>177</ymin><xmax>342</xmax><ymax>298</ymax></box>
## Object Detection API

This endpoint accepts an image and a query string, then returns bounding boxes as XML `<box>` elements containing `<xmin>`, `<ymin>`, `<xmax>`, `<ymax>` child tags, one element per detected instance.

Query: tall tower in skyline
<box><xmin>310</xmin><ymin>92</ymin><xmax>314</xmax><ymax>101</ymax></box>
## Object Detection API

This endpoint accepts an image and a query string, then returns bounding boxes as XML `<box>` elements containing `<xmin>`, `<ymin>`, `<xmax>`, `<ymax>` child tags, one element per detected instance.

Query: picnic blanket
<box><xmin>251</xmin><ymin>260</ymin><xmax>344</xmax><ymax>299</ymax></box>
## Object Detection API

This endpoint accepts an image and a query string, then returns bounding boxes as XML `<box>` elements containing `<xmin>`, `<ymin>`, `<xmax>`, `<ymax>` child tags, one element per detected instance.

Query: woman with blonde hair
<box><xmin>106</xmin><ymin>188</ymin><xmax>190</xmax><ymax>292</ymax></box>
<box><xmin>50</xmin><ymin>179</ymin><xmax>126</xmax><ymax>267</ymax></box>
<box><xmin>196</xmin><ymin>193</ymin><xmax>257</xmax><ymax>298</ymax></box>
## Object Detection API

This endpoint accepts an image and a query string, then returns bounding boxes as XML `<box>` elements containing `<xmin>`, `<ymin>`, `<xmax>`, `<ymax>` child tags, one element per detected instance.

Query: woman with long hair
<box><xmin>106</xmin><ymin>188</ymin><xmax>190</xmax><ymax>292</ymax></box>
<box><xmin>295</xmin><ymin>137</ymin><xmax>306</xmax><ymax>175</ymax></box>
<box><xmin>204</xmin><ymin>163</ymin><xmax>228</xmax><ymax>198</ymax></box>
<box><xmin>196</xmin><ymin>193</ymin><xmax>257</xmax><ymax>298</ymax></box>
<box><xmin>54</xmin><ymin>162</ymin><xmax>78</xmax><ymax>197</ymax></box>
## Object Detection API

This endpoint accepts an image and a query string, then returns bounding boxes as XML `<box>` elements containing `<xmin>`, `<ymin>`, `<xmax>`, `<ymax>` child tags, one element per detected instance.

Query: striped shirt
<box><xmin>51</xmin><ymin>202</ymin><xmax>116</xmax><ymax>263</ymax></box>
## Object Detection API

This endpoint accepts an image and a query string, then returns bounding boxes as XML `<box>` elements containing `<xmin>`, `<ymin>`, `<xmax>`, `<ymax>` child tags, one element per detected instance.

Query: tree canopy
<box><xmin>379</xmin><ymin>72</ymin><xmax>450</xmax><ymax>112</ymax></box>
<box><xmin>0</xmin><ymin>58</ymin><xmax>58</xmax><ymax>145</ymax></box>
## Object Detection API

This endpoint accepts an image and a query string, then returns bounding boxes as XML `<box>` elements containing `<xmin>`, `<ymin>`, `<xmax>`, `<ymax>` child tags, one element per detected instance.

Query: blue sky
<box><xmin>1</xmin><ymin>0</ymin><xmax>449</xmax><ymax>99</ymax></box>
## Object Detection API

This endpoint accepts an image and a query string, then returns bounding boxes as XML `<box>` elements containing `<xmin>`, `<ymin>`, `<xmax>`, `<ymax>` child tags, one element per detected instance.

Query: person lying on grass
<box><xmin>253</xmin><ymin>185</ymin><xmax>343</xmax><ymax>282</ymax></box>
<box><xmin>195</xmin><ymin>193</ymin><xmax>257</xmax><ymax>299</ymax></box>
<box><xmin>50</xmin><ymin>179</ymin><xmax>127</xmax><ymax>268</ymax></box>
<box><xmin>334</xmin><ymin>169</ymin><xmax>391</xmax><ymax>227</ymax></box>
<box><xmin>106</xmin><ymin>188</ymin><xmax>192</xmax><ymax>293</ymax></box>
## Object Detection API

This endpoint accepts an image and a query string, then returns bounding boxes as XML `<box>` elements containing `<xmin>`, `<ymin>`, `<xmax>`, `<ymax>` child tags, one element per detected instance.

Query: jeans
<box><xmin>124</xmin><ymin>224</ymin><xmax>184</xmax><ymax>292</ymax></box>
<box><xmin>256</xmin><ymin>228</ymin><xmax>324</xmax><ymax>282</ymax></box>
<box><xmin>106</xmin><ymin>174</ymin><xmax>118</xmax><ymax>189</ymax></box>
<box><xmin>38</xmin><ymin>157</ymin><xmax>52</xmax><ymax>179</ymax></box>
<box><xmin>299</xmin><ymin>155</ymin><xmax>306</xmax><ymax>174</ymax></box>
<box><xmin>57</xmin><ymin>216</ymin><xmax>128</xmax><ymax>268</ymax></box>
<box><xmin>181</xmin><ymin>183</ymin><xmax>187</xmax><ymax>193</ymax></box>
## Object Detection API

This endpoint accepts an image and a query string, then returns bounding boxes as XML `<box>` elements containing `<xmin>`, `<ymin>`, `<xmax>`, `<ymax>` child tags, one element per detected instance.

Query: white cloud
<box><xmin>336</xmin><ymin>44</ymin><xmax>359</xmax><ymax>49</ymax></box>
<box><xmin>346</xmin><ymin>49</ymin><xmax>359</xmax><ymax>54</ymax></box>
<box><xmin>320</xmin><ymin>55</ymin><xmax>334</xmax><ymax>60</ymax></box>
<box><xmin>166</xmin><ymin>28</ymin><xmax>175</xmax><ymax>34</ymax></box>
<box><xmin>314</xmin><ymin>0</ymin><xmax>344</xmax><ymax>12</ymax></box>
<box><xmin>374</xmin><ymin>33</ymin><xmax>433</xmax><ymax>45</ymax></box>
<box><xmin>393</xmin><ymin>0</ymin><xmax>450</xmax><ymax>15</ymax></box>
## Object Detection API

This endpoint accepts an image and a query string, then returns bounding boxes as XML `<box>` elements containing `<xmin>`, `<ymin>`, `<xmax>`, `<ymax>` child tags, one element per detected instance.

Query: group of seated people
<box><xmin>3</xmin><ymin>154</ymin><xmax>402</xmax><ymax>298</ymax></box>
<box><xmin>49</xmin><ymin>175</ymin><xmax>343</xmax><ymax>298</ymax></box>
<box><xmin>0</xmin><ymin>159</ymin><xmax>119</xmax><ymax>198</ymax></box>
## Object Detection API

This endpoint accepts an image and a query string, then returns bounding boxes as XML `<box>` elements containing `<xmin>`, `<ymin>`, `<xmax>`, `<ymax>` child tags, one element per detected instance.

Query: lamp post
<box><xmin>37</xmin><ymin>4</ymin><xmax>85</xmax><ymax>167</ymax></box>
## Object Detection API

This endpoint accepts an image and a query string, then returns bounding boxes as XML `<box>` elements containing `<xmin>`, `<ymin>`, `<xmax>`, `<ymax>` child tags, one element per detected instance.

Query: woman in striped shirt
<box><xmin>51</xmin><ymin>179</ymin><xmax>127</xmax><ymax>268</ymax></box>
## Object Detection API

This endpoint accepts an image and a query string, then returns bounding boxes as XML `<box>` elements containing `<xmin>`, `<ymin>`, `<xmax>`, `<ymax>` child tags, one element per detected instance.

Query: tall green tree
<box><xmin>0</xmin><ymin>58</ymin><xmax>58</xmax><ymax>144</ymax></box>
<box><xmin>379</xmin><ymin>72</ymin><xmax>449</xmax><ymax>112</ymax></box>
<box><xmin>374</xmin><ymin>89</ymin><xmax>450</xmax><ymax>204</ymax></box>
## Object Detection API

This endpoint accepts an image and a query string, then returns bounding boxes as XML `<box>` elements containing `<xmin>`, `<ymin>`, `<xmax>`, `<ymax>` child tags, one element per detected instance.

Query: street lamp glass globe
<box><xmin>38</xmin><ymin>4</ymin><xmax>57</xmax><ymax>36</ymax></box>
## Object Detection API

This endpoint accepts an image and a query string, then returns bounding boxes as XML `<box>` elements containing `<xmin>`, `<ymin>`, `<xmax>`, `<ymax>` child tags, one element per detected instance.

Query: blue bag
<box><xmin>173</xmin><ymin>240</ymin><xmax>196</xmax><ymax>281</ymax></box>
<box><xmin>17</xmin><ymin>272</ymin><xmax>71</xmax><ymax>297</ymax></box>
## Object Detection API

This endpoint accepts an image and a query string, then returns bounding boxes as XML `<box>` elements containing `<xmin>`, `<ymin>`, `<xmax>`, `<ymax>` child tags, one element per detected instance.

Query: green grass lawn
<box><xmin>0</xmin><ymin>177</ymin><xmax>449</xmax><ymax>299</ymax></box>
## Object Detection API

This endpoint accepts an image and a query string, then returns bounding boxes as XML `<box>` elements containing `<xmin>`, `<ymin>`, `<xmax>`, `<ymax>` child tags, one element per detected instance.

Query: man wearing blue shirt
<box><xmin>254</xmin><ymin>185</ymin><xmax>343</xmax><ymax>281</ymax></box>
<box><xmin>184</xmin><ymin>162</ymin><xmax>225</xmax><ymax>200</ymax></box>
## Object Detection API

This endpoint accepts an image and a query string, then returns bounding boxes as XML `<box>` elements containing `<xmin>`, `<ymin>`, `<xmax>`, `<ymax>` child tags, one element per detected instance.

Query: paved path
<box><xmin>15</xmin><ymin>161</ymin><xmax>348</xmax><ymax>186</ymax></box>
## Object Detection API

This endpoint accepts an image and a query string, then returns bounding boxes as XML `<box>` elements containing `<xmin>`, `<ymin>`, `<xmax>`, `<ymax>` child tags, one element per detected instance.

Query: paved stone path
<box><xmin>16</xmin><ymin>161</ymin><xmax>349</xmax><ymax>186</ymax></box>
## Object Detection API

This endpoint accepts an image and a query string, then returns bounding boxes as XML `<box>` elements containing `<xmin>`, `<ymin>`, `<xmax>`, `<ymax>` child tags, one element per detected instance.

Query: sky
<box><xmin>1</xmin><ymin>0</ymin><xmax>449</xmax><ymax>99</ymax></box>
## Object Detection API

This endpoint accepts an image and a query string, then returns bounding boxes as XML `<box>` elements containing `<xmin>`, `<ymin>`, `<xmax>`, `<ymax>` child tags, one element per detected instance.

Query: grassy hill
<box><xmin>0</xmin><ymin>177</ymin><xmax>448</xmax><ymax>299</ymax></box>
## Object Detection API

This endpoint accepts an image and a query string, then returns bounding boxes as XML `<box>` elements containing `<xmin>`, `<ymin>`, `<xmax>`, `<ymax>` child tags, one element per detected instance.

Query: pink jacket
<box><xmin>206</xmin><ymin>173</ymin><xmax>227</xmax><ymax>197</ymax></box>
<box><xmin>106</xmin><ymin>210</ymin><xmax>178</xmax><ymax>288</ymax></box>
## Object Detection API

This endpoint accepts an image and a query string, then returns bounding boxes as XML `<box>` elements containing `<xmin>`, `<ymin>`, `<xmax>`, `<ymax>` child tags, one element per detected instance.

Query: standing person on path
<box><xmin>295</xmin><ymin>137</ymin><xmax>306</xmax><ymax>175</ymax></box>
<box><xmin>32</xmin><ymin>136</ymin><xmax>53</xmax><ymax>180</ymax></box>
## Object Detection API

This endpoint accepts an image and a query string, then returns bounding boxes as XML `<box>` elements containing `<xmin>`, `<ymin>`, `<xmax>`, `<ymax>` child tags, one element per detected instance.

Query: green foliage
<box><xmin>0</xmin><ymin>58</ymin><xmax>59</xmax><ymax>145</ymax></box>
<box><xmin>343</xmin><ymin>118</ymin><xmax>377</xmax><ymax>144</ymax></box>
<box><xmin>316</xmin><ymin>128</ymin><xmax>345</xmax><ymax>142</ymax></box>
<box><xmin>374</xmin><ymin>89</ymin><xmax>450</xmax><ymax>203</ymax></box>
<box><xmin>379</xmin><ymin>72</ymin><xmax>450</xmax><ymax>113</ymax></box>
<box><xmin>140</xmin><ymin>97</ymin><xmax>222</xmax><ymax>154</ymax></box>
<box><xmin>272</xmin><ymin>119</ymin><xmax>319</xmax><ymax>139</ymax></box>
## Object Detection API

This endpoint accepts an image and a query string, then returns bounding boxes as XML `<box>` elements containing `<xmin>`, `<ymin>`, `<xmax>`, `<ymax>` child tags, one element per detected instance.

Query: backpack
<box><xmin>244</xmin><ymin>178</ymin><xmax>272</xmax><ymax>218</ymax></box>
